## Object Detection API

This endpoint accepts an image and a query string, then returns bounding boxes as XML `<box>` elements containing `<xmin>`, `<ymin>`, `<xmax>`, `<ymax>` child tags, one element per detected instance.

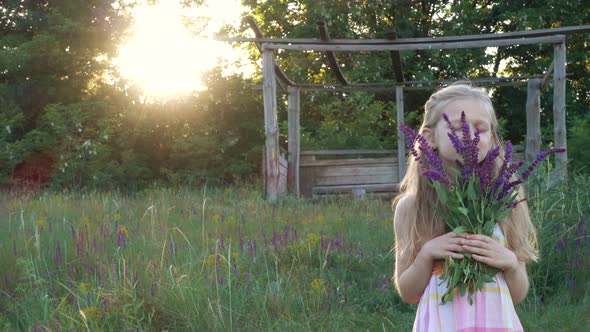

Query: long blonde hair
<box><xmin>393</xmin><ymin>82</ymin><xmax>538</xmax><ymax>272</ymax></box>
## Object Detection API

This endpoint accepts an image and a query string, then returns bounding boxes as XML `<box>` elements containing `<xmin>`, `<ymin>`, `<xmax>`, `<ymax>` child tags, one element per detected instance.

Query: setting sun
<box><xmin>113</xmin><ymin>0</ymin><xmax>247</xmax><ymax>100</ymax></box>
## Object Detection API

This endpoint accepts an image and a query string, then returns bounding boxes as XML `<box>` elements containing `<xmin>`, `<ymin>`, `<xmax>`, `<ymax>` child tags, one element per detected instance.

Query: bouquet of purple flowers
<box><xmin>400</xmin><ymin>112</ymin><xmax>565</xmax><ymax>304</ymax></box>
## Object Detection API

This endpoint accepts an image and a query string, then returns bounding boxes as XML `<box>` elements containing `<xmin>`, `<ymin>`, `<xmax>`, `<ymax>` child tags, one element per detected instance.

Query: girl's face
<box><xmin>427</xmin><ymin>97</ymin><xmax>493</xmax><ymax>165</ymax></box>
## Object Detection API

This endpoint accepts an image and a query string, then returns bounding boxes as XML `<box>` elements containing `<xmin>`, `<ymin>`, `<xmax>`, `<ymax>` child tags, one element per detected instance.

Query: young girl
<box><xmin>393</xmin><ymin>82</ymin><xmax>538</xmax><ymax>331</ymax></box>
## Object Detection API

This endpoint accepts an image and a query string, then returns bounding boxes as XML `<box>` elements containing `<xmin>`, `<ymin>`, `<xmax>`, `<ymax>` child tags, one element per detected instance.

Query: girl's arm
<box><xmin>394</xmin><ymin>195</ymin><xmax>465</xmax><ymax>304</ymax></box>
<box><xmin>503</xmin><ymin>261</ymin><xmax>529</xmax><ymax>304</ymax></box>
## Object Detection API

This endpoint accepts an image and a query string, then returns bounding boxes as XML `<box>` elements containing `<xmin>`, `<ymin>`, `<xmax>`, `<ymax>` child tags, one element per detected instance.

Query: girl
<box><xmin>392</xmin><ymin>82</ymin><xmax>537</xmax><ymax>331</ymax></box>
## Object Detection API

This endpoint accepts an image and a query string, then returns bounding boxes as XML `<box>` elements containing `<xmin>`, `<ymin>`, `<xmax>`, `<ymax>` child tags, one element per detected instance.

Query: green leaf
<box><xmin>457</xmin><ymin>207</ymin><xmax>469</xmax><ymax>216</ymax></box>
<box><xmin>453</xmin><ymin>226</ymin><xmax>468</xmax><ymax>234</ymax></box>
<box><xmin>467</xmin><ymin>180</ymin><xmax>477</xmax><ymax>201</ymax></box>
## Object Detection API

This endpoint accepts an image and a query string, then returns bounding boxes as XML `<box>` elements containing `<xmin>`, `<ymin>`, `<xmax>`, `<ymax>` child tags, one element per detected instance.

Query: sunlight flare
<box><xmin>113</xmin><ymin>0</ymin><xmax>249</xmax><ymax>100</ymax></box>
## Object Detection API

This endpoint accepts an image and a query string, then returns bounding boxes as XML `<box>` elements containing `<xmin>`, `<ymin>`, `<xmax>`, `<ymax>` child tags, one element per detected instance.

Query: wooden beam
<box><xmin>387</xmin><ymin>29</ymin><xmax>405</xmax><ymax>83</ymax></box>
<box><xmin>262</xmin><ymin>49</ymin><xmax>280</xmax><ymax>202</ymax></box>
<box><xmin>246</xmin><ymin>16</ymin><xmax>293</xmax><ymax>92</ymax></box>
<box><xmin>301</xmin><ymin>150</ymin><xmax>396</xmax><ymax>155</ymax></box>
<box><xmin>287</xmin><ymin>86</ymin><xmax>300</xmax><ymax>197</ymax></box>
<box><xmin>220</xmin><ymin>24</ymin><xmax>590</xmax><ymax>45</ymax></box>
<box><xmin>396</xmin><ymin>86</ymin><xmax>406</xmax><ymax>180</ymax></box>
<box><xmin>553</xmin><ymin>40</ymin><xmax>568</xmax><ymax>175</ymax></box>
<box><xmin>317</xmin><ymin>18</ymin><xmax>349</xmax><ymax>85</ymax></box>
<box><xmin>262</xmin><ymin>35</ymin><xmax>566</xmax><ymax>52</ymax></box>
<box><xmin>526</xmin><ymin>78</ymin><xmax>542</xmax><ymax>164</ymax></box>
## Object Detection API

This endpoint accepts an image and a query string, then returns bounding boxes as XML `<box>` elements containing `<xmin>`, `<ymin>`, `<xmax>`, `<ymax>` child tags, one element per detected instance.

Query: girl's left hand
<box><xmin>459</xmin><ymin>234</ymin><xmax>519</xmax><ymax>272</ymax></box>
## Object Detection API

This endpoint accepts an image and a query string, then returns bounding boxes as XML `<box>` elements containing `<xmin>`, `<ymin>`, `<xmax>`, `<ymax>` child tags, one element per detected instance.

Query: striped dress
<box><xmin>413</xmin><ymin>224</ymin><xmax>524</xmax><ymax>332</ymax></box>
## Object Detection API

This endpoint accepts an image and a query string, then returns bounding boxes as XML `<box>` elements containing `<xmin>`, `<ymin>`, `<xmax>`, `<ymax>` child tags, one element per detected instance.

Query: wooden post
<box><xmin>396</xmin><ymin>86</ymin><xmax>406</xmax><ymax>180</ymax></box>
<box><xmin>553</xmin><ymin>40</ymin><xmax>568</xmax><ymax>176</ymax></box>
<box><xmin>287</xmin><ymin>86</ymin><xmax>300</xmax><ymax>197</ymax></box>
<box><xmin>526</xmin><ymin>78</ymin><xmax>541</xmax><ymax>164</ymax></box>
<box><xmin>262</xmin><ymin>48</ymin><xmax>280</xmax><ymax>202</ymax></box>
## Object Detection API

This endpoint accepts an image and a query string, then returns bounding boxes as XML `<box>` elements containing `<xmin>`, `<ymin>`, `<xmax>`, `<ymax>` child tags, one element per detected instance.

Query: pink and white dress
<box><xmin>413</xmin><ymin>224</ymin><xmax>524</xmax><ymax>332</ymax></box>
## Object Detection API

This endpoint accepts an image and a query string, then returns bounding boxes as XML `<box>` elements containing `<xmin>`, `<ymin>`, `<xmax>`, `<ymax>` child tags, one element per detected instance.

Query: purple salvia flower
<box><xmin>284</xmin><ymin>224</ymin><xmax>290</xmax><ymax>246</ymax></box>
<box><xmin>493</xmin><ymin>141</ymin><xmax>513</xmax><ymax>193</ymax></box>
<box><xmin>400</xmin><ymin>124</ymin><xmax>428</xmax><ymax>170</ymax></box>
<box><xmin>470</xmin><ymin>128</ymin><xmax>481</xmax><ymax>169</ymax></box>
<box><xmin>239</xmin><ymin>232</ymin><xmax>244</xmax><ymax>253</ymax></box>
<box><xmin>248</xmin><ymin>240</ymin><xmax>254</xmax><ymax>258</ymax></box>
<box><xmin>219</xmin><ymin>236</ymin><xmax>225</xmax><ymax>250</ymax></box>
<box><xmin>443</xmin><ymin>113</ymin><xmax>465</xmax><ymax>154</ymax></box>
<box><xmin>478</xmin><ymin>146</ymin><xmax>500</xmax><ymax>188</ymax></box>
<box><xmin>520</xmin><ymin>148</ymin><xmax>566</xmax><ymax>181</ymax></box>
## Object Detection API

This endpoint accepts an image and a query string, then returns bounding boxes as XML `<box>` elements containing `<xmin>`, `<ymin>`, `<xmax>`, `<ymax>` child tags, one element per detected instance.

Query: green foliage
<box><xmin>1</xmin><ymin>0</ymin><xmax>589</xmax><ymax>189</ymax></box>
<box><xmin>568</xmin><ymin>112</ymin><xmax>590</xmax><ymax>173</ymax></box>
<box><xmin>294</xmin><ymin>91</ymin><xmax>396</xmax><ymax>150</ymax></box>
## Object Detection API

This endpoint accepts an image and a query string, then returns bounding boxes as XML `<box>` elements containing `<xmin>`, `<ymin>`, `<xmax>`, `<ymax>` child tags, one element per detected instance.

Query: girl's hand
<box><xmin>420</xmin><ymin>232</ymin><xmax>465</xmax><ymax>261</ymax></box>
<box><xmin>459</xmin><ymin>234</ymin><xmax>519</xmax><ymax>271</ymax></box>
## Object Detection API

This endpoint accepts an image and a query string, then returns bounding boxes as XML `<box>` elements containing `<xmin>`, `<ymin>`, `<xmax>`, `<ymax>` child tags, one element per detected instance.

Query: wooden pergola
<box><xmin>222</xmin><ymin>18</ymin><xmax>590</xmax><ymax>202</ymax></box>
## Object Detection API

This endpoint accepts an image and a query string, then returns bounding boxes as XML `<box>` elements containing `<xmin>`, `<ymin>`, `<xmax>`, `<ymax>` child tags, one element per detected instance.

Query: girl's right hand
<box><xmin>419</xmin><ymin>232</ymin><xmax>465</xmax><ymax>261</ymax></box>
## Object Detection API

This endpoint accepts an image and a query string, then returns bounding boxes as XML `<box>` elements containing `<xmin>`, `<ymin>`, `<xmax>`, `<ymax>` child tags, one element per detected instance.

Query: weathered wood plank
<box><xmin>317</xmin><ymin>18</ymin><xmax>349</xmax><ymax>85</ymax></box>
<box><xmin>316</xmin><ymin>174</ymin><xmax>397</xmax><ymax>186</ymax></box>
<box><xmin>223</xmin><ymin>24</ymin><xmax>590</xmax><ymax>45</ymax></box>
<box><xmin>300</xmin><ymin>157</ymin><xmax>398</xmax><ymax>167</ymax></box>
<box><xmin>526</xmin><ymin>79</ymin><xmax>542</xmax><ymax>164</ymax></box>
<box><xmin>262</xmin><ymin>35</ymin><xmax>566</xmax><ymax>52</ymax></box>
<box><xmin>301</xmin><ymin>150</ymin><xmax>396</xmax><ymax>155</ymax></box>
<box><xmin>262</xmin><ymin>49</ymin><xmax>280</xmax><ymax>202</ymax></box>
<box><xmin>287</xmin><ymin>87</ymin><xmax>300</xmax><ymax>196</ymax></box>
<box><xmin>313</xmin><ymin>183</ymin><xmax>399</xmax><ymax>194</ymax></box>
<box><xmin>553</xmin><ymin>40</ymin><xmax>568</xmax><ymax>175</ymax></box>
<box><xmin>316</xmin><ymin>165</ymin><xmax>396</xmax><ymax>177</ymax></box>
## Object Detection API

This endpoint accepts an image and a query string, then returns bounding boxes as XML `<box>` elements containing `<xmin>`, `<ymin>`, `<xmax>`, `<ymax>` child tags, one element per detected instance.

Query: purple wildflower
<box><xmin>478</xmin><ymin>146</ymin><xmax>500</xmax><ymax>189</ymax></box>
<box><xmin>520</xmin><ymin>148</ymin><xmax>566</xmax><ymax>181</ymax></box>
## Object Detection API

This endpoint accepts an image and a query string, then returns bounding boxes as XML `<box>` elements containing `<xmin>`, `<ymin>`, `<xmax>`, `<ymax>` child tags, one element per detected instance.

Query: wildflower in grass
<box><xmin>310</xmin><ymin>278</ymin><xmax>328</xmax><ymax>296</ymax></box>
<box><xmin>116</xmin><ymin>226</ymin><xmax>126</xmax><ymax>248</ymax></box>
<box><xmin>315</xmin><ymin>213</ymin><xmax>325</xmax><ymax>225</ymax></box>
<box><xmin>35</xmin><ymin>217</ymin><xmax>45</xmax><ymax>228</ymax></box>
<box><xmin>205</xmin><ymin>254</ymin><xmax>217</xmax><ymax>268</ymax></box>
<box><xmin>119</xmin><ymin>226</ymin><xmax>128</xmax><ymax>238</ymax></box>
<box><xmin>80</xmin><ymin>306</ymin><xmax>103</xmax><ymax>322</ymax></box>
<box><xmin>400</xmin><ymin>111</ymin><xmax>566</xmax><ymax>304</ymax></box>
<box><xmin>78</xmin><ymin>282</ymin><xmax>90</xmax><ymax>294</ymax></box>
<box><xmin>80</xmin><ymin>216</ymin><xmax>91</xmax><ymax>227</ymax></box>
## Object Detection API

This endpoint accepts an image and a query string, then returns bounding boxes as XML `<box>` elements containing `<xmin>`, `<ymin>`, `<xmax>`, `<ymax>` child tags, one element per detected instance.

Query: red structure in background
<box><xmin>10</xmin><ymin>153</ymin><xmax>55</xmax><ymax>192</ymax></box>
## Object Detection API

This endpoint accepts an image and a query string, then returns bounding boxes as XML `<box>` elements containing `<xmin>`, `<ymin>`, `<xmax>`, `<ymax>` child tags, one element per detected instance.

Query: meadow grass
<box><xmin>0</xmin><ymin>170</ymin><xmax>588</xmax><ymax>331</ymax></box>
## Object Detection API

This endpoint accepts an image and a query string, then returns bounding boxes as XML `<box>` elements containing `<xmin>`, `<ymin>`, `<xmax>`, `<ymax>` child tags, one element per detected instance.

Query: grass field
<box><xmin>0</xmin><ymin>171</ymin><xmax>589</xmax><ymax>331</ymax></box>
